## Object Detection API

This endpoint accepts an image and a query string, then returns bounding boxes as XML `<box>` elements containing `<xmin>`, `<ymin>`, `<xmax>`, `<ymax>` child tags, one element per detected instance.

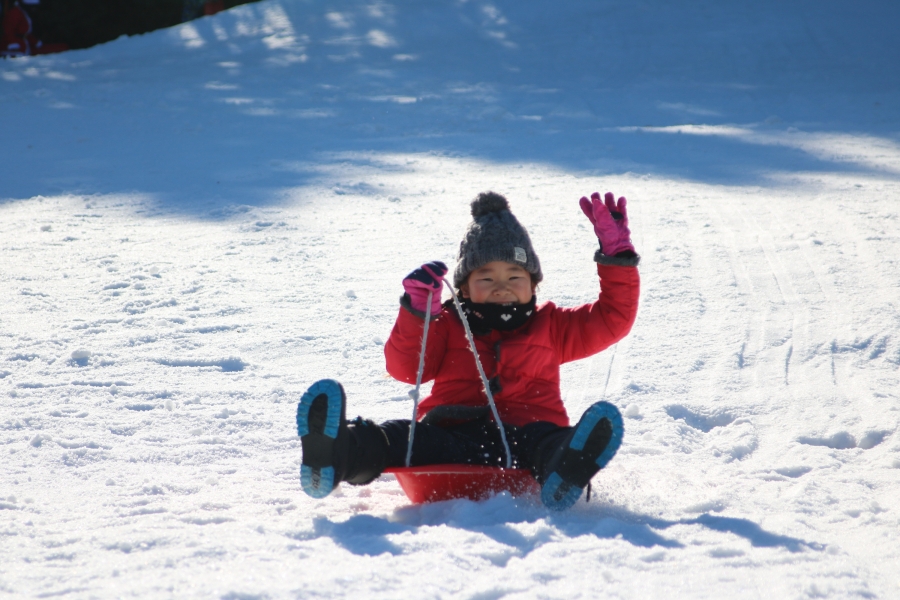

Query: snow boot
<box><xmin>296</xmin><ymin>379</ymin><xmax>389</xmax><ymax>499</ymax></box>
<box><xmin>538</xmin><ymin>401</ymin><xmax>623</xmax><ymax>511</ymax></box>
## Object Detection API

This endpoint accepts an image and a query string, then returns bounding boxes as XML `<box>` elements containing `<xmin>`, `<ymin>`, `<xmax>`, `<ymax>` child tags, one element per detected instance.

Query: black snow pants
<box><xmin>379</xmin><ymin>413</ymin><xmax>572</xmax><ymax>480</ymax></box>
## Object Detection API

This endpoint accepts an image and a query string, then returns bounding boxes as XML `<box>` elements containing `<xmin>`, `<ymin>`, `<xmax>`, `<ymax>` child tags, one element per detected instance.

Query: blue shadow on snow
<box><xmin>286</xmin><ymin>498</ymin><xmax>821</xmax><ymax>557</ymax></box>
<box><xmin>1</xmin><ymin>0</ymin><xmax>899</xmax><ymax>214</ymax></box>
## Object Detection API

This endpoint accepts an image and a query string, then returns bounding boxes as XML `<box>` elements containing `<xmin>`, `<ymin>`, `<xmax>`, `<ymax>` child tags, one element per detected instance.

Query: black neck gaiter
<box><xmin>459</xmin><ymin>296</ymin><xmax>537</xmax><ymax>333</ymax></box>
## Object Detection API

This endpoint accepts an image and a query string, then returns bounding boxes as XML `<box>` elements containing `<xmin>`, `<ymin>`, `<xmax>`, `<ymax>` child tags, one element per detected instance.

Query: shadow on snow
<box><xmin>1</xmin><ymin>0</ymin><xmax>899</xmax><ymax>215</ymax></box>
<box><xmin>286</xmin><ymin>495</ymin><xmax>822</xmax><ymax>558</ymax></box>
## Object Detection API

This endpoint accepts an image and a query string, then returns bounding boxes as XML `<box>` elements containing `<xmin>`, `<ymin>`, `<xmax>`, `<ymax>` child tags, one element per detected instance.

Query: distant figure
<box><xmin>1</xmin><ymin>0</ymin><xmax>66</xmax><ymax>57</ymax></box>
<box><xmin>183</xmin><ymin>0</ymin><xmax>224</xmax><ymax>22</ymax></box>
<box><xmin>204</xmin><ymin>1</ymin><xmax>224</xmax><ymax>16</ymax></box>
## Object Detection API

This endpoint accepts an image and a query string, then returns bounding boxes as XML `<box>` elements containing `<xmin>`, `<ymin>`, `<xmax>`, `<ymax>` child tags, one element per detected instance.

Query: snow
<box><xmin>2</xmin><ymin>0</ymin><xmax>900</xmax><ymax>597</ymax></box>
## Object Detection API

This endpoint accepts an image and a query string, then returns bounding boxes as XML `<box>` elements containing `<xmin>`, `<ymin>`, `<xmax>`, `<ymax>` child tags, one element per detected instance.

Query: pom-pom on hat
<box><xmin>453</xmin><ymin>192</ymin><xmax>543</xmax><ymax>288</ymax></box>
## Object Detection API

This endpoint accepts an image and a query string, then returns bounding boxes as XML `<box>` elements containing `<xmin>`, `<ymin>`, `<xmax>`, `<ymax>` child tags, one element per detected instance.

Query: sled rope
<box><xmin>444</xmin><ymin>281</ymin><xmax>513</xmax><ymax>468</ymax></box>
<box><xmin>404</xmin><ymin>290</ymin><xmax>433</xmax><ymax>467</ymax></box>
<box><xmin>444</xmin><ymin>279</ymin><xmax>513</xmax><ymax>468</ymax></box>
<box><xmin>405</xmin><ymin>282</ymin><xmax>513</xmax><ymax>469</ymax></box>
<box><xmin>600</xmin><ymin>343</ymin><xmax>617</xmax><ymax>401</ymax></box>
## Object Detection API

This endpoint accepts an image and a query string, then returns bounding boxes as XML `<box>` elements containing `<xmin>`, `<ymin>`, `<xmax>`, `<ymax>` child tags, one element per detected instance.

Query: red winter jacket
<box><xmin>385</xmin><ymin>260</ymin><xmax>640</xmax><ymax>427</ymax></box>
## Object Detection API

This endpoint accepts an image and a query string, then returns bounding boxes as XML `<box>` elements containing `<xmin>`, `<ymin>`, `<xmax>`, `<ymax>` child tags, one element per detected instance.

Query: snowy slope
<box><xmin>2</xmin><ymin>1</ymin><xmax>900</xmax><ymax>598</ymax></box>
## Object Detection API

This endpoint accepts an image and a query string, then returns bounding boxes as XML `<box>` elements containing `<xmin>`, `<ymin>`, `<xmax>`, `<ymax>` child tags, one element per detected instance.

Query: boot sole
<box><xmin>541</xmin><ymin>401</ymin><xmax>623</xmax><ymax>511</ymax></box>
<box><xmin>297</xmin><ymin>379</ymin><xmax>345</xmax><ymax>499</ymax></box>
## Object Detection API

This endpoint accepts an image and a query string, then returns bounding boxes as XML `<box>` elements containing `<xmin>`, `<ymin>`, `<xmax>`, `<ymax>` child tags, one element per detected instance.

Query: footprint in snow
<box><xmin>798</xmin><ymin>430</ymin><xmax>887</xmax><ymax>450</ymax></box>
<box><xmin>665</xmin><ymin>405</ymin><xmax>735</xmax><ymax>432</ymax></box>
<box><xmin>773</xmin><ymin>466</ymin><xmax>813</xmax><ymax>478</ymax></box>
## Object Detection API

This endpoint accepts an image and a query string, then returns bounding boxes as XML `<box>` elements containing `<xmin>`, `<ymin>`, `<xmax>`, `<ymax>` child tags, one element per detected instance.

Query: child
<box><xmin>297</xmin><ymin>191</ymin><xmax>640</xmax><ymax>510</ymax></box>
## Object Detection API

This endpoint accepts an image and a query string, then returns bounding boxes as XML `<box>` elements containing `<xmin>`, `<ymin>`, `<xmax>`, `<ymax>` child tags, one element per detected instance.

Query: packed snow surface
<box><xmin>2</xmin><ymin>0</ymin><xmax>900</xmax><ymax>598</ymax></box>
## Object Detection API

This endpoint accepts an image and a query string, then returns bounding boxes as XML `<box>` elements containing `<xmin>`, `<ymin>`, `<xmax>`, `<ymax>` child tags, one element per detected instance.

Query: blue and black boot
<box><xmin>538</xmin><ymin>401</ymin><xmax>623</xmax><ymax>511</ymax></box>
<box><xmin>296</xmin><ymin>379</ymin><xmax>389</xmax><ymax>499</ymax></box>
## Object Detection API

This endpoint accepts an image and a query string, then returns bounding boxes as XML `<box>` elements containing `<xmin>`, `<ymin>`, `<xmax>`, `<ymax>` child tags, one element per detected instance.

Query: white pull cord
<box><xmin>404</xmin><ymin>281</ymin><xmax>514</xmax><ymax>469</ymax></box>
<box><xmin>404</xmin><ymin>290</ymin><xmax>433</xmax><ymax>467</ymax></box>
<box><xmin>443</xmin><ymin>279</ymin><xmax>513</xmax><ymax>468</ymax></box>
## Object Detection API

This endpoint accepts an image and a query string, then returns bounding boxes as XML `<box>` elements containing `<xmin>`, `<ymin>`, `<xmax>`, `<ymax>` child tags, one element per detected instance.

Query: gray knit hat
<box><xmin>453</xmin><ymin>192</ymin><xmax>543</xmax><ymax>288</ymax></box>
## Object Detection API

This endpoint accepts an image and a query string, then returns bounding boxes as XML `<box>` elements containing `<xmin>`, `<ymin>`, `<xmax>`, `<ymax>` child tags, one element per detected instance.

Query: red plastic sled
<box><xmin>384</xmin><ymin>465</ymin><xmax>539</xmax><ymax>503</ymax></box>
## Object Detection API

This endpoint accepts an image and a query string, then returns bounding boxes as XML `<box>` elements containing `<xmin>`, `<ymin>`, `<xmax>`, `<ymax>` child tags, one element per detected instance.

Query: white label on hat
<box><xmin>514</xmin><ymin>247</ymin><xmax>527</xmax><ymax>263</ymax></box>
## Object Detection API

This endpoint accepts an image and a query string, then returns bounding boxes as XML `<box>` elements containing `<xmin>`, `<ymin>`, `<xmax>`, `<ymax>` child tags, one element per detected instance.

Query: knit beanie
<box><xmin>453</xmin><ymin>192</ymin><xmax>543</xmax><ymax>288</ymax></box>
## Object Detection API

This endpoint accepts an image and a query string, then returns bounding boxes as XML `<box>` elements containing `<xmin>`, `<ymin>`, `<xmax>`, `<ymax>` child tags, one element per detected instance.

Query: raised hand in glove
<box><xmin>579</xmin><ymin>192</ymin><xmax>635</xmax><ymax>256</ymax></box>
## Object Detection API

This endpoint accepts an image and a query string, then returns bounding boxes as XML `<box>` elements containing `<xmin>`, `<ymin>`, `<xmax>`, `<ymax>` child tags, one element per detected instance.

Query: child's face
<box><xmin>461</xmin><ymin>261</ymin><xmax>534</xmax><ymax>304</ymax></box>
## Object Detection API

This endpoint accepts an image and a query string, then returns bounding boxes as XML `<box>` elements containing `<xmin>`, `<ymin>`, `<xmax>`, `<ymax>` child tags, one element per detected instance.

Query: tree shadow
<box><xmin>2</xmin><ymin>0</ymin><xmax>899</xmax><ymax>215</ymax></box>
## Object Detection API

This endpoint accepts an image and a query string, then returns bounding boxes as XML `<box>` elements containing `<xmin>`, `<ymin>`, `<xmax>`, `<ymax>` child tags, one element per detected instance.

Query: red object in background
<box><xmin>385</xmin><ymin>465</ymin><xmax>540</xmax><ymax>504</ymax></box>
<box><xmin>1</xmin><ymin>0</ymin><xmax>67</xmax><ymax>57</ymax></box>
<box><xmin>203</xmin><ymin>0</ymin><xmax>224</xmax><ymax>16</ymax></box>
<box><xmin>1</xmin><ymin>0</ymin><xmax>34</xmax><ymax>56</ymax></box>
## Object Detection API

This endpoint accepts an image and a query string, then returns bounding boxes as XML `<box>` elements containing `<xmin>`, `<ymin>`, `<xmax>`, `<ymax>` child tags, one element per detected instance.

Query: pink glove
<box><xmin>579</xmin><ymin>192</ymin><xmax>635</xmax><ymax>256</ymax></box>
<box><xmin>402</xmin><ymin>261</ymin><xmax>447</xmax><ymax>315</ymax></box>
